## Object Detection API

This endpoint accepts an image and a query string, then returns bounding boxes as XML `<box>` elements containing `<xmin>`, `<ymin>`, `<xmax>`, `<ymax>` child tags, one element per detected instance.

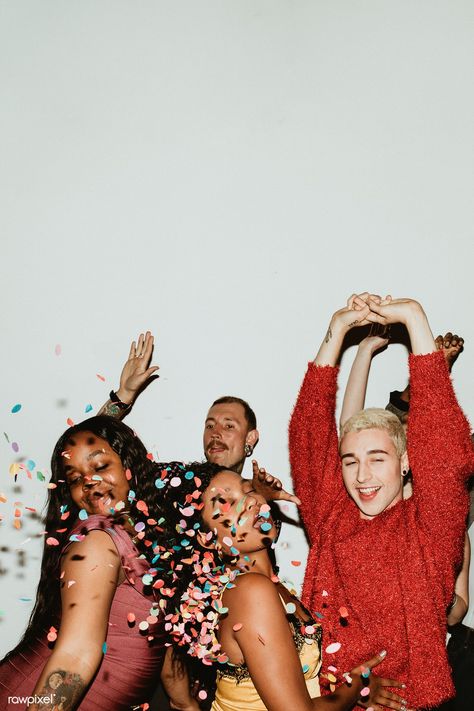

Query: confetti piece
<box><xmin>4</xmin><ymin>432</ymin><xmax>10</xmax><ymax>442</ymax></box>
<box><xmin>153</xmin><ymin>579</ymin><xmax>164</xmax><ymax>589</ymax></box>
<box><xmin>139</xmin><ymin>621</ymin><xmax>149</xmax><ymax>631</ymax></box>
<box><xmin>127</xmin><ymin>612</ymin><xmax>136</xmax><ymax>624</ymax></box>
<box><xmin>142</xmin><ymin>574</ymin><xmax>153</xmax><ymax>586</ymax></box>
<box><xmin>360</xmin><ymin>687</ymin><xmax>370</xmax><ymax>698</ymax></box>
<box><xmin>326</xmin><ymin>642</ymin><xmax>341</xmax><ymax>654</ymax></box>
<box><xmin>0</xmin><ymin>493</ymin><xmax>6</xmax><ymax>503</ymax></box>
<box><xmin>198</xmin><ymin>691</ymin><xmax>207</xmax><ymax>701</ymax></box>
<box><xmin>96</xmin><ymin>374</ymin><xmax>106</xmax><ymax>382</ymax></box>
<box><xmin>125</xmin><ymin>468</ymin><xmax>132</xmax><ymax>480</ymax></box>
<box><xmin>19</xmin><ymin>597</ymin><xmax>32</xmax><ymax>602</ymax></box>
<box><xmin>155</xmin><ymin>479</ymin><xmax>166</xmax><ymax>489</ymax></box>
<box><xmin>232</xmin><ymin>623</ymin><xmax>243</xmax><ymax>632</ymax></box>
<box><xmin>46</xmin><ymin>537</ymin><xmax>60</xmax><ymax>546</ymax></box>
<box><xmin>55</xmin><ymin>344</ymin><xmax>62</xmax><ymax>356</ymax></box>
<box><xmin>67</xmin><ymin>418</ymin><xmax>74</xmax><ymax>427</ymax></box>
<box><xmin>47</xmin><ymin>627</ymin><xmax>57</xmax><ymax>642</ymax></box>
<box><xmin>47</xmin><ymin>483</ymin><xmax>57</xmax><ymax>489</ymax></box>
<box><xmin>78</xmin><ymin>509</ymin><xmax>89</xmax><ymax>520</ymax></box>
<box><xmin>170</xmin><ymin>477</ymin><xmax>181</xmax><ymax>487</ymax></box>
<box><xmin>67</xmin><ymin>580</ymin><xmax>76</xmax><ymax>588</ymax></box>
<box><xmin>339</xmin><ymin>606</ymin><xmax>349</xmax><ymax>618</ymax></box>
<box><xmin>12</xmin><ymin>442</ymin><xmax>19</xmax><ymax>453</ymax></box>
<box><xmin>260</xmin><ymin>522</ymin><xmax>272</xmax><ymax>532</ymax></box>
<box><xmin>11</xmin><ymin>404</ymin><xmax>22</xmax><ymax>413</ymax></box>
<box><xmin>223</xmin><ymin>537</ymin><xmax>233</xmax><ymax>547</ymax></box>
<box><xmin>135</xmin><ymin>522</ymin><xmax>145</xmax><ymax>532</ymax></box>
<box><xmin>327</xmin><ymin>672</ymin><xmax>337</xmax><ymax>683</ymax></box>
<box><xmin>14</xmin><ymin>508</ymin><xmax>22</xmax><ymax>518</ymax></box>
<box><xmin>291</xmin><ymin>560</ymin><xmax>301</xmax><ymax>567</ymax></box>
<box><xmin>102</xmin><ymin>642</ymin><xmax>107</xmax><ymax>653</ymax></box>
<box><xmin>286</xmin><ymin>602</ymin><xmax>296</xmax><ymax>615</ymax></box>
<box><xmin>302</xmin><ymin>664</ymin><xmax>310</xmax><ymax>673</ymax></box>
<box><xmin>85</xmin><ymin>404</ymin><xmax>93</xmax><ymax>413</ymax></box>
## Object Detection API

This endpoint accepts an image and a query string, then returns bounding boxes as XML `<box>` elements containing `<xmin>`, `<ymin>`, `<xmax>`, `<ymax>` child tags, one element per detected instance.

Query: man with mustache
<box><xmin>98</xmin><ymin>331</ymin><xmax>299</xmax><ymax>495</ymax></box>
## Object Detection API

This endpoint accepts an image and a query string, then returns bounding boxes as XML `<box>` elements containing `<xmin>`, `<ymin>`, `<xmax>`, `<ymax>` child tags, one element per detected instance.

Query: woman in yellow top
<box><xmin>158</xmin><ymin>461</ymin><xmax>408</xmax><ymax>711</ymax></box>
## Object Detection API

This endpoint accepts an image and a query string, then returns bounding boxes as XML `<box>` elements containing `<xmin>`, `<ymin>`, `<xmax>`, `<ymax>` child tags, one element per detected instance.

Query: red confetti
<box><xmin>66</xmin><ymin>418</ymin><xmax>74</xmax><ymax>427</ymax></box>
<box><xmin>96</xmin><ymin>374</ymin><xmax>105</xmax><ymax>381</ymax></box>
<box><xmin>291</xmin><ymin>560</ymin><xmax>301</xmax><ymax>567</ymax></box>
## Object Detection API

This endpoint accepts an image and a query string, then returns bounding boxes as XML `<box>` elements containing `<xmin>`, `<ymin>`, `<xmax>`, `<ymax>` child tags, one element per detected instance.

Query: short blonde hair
<box><xmin>340</xmin><ymin>408</ymin><xmax>407</xmax><ymax>458</ymax></box>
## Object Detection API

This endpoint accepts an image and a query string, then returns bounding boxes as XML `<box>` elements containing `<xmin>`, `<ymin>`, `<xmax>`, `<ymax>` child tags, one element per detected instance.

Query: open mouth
<box><xmin>356</xmin><ymin>486</ymin><xmax>381</xmax><ymax>501</ymax></box>
<box><xmin>86</xmin><ymin>491</ymin><xmax>113</xmax><ymax>511</ymax></box>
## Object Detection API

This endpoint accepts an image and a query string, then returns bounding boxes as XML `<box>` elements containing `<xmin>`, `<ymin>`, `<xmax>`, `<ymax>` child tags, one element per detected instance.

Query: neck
<box><xmin>231</xmin><ymin>548</ymin><xmax>274</xmax><ymax>577</ymax></box>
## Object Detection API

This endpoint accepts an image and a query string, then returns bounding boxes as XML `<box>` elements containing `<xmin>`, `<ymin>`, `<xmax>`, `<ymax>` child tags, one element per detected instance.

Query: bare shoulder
<box><xmin>62</xmin><ymin>529</ymin><xmax>121</xmax><ymax>567</ymax></box>
<box><xmin>223</xmin><ymin>573</ymin><xmax>281</xmax><ymax>609</ymax></box>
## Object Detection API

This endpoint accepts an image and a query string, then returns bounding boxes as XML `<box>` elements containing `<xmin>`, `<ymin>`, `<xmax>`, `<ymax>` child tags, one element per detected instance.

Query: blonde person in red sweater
<box><xmin>289</xmin><ymin>294</ymin><xmax>473</xmax><ymax>709</ymax></box>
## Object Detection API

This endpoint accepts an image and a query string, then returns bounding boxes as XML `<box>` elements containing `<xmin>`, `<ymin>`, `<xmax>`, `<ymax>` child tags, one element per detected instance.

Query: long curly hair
<box><xmin>2</xmin><ymin>416</ymin><xmax>164</xmax><ymax>662</ymax></box>
<box><xmin>154</xmin><ymin>462</ymin><xmax>279</xmax><ymax>664</ymax></box>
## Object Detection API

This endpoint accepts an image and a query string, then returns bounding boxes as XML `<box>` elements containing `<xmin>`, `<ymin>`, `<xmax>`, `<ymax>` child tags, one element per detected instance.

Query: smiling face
<box><xmin>203</xmin><ymin>403</ymin><xmax>258</xmax><ymax>472</ymax></box>
<box><xmin>340</xmin><ymin>428</ymin><xmax>408</xmax><ymax>519</ymax></box>
<box><xmin>199</xmin><ymin>470</ymin><xmax>276</xmax><ymax>558</ymax></box>
<box><xmin>62</xmin><ymin>431</ymin><xmax>129</xmax><ymax>515</ymax></box>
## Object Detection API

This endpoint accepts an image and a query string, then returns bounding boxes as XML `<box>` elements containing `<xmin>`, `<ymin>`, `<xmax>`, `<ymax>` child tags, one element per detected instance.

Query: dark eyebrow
<box><xmin>340</xmin><ymin>452</ymin><xmax>356</xmax><ymax>460</ymax></box>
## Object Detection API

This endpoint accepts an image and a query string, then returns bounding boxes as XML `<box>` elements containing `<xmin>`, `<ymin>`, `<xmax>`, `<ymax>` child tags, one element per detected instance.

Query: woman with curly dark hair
<box><xmin>0</xmin><ymin>416</ymin><xmax>198</xmax><ymax>711</ymax></box>
<box><xmin>157</xmin><ymin>461</ymin><xmax>406</xmax><ymax>711</ymax></box>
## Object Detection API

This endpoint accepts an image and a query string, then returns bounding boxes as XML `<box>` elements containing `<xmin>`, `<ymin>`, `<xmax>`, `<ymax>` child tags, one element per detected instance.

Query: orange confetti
<box><xmin>146</xmin><ymin>452</ymin><xmax>154</xmax><ymax>461</ymax></box>
<box><xmin>14</xmin><ymin>519</ymin><xmax>21</xmax><ymax>529</ymax></box>
<box><xmin>232</xmin><ymin>623</ymin><xmax>243</xmax><ymax>632</ymax></box>
<box><xmin>339</xmin><ymin>606</ymin><xmax>349</xmax><ymax>618</ymax></box>
<box><xmin>290</xmin><ymin>560</ymin><xmax>301</xmax><ymax>567</ymax></box>
<box><xmin>66</xmin><ymin>418</ymin><xmax>74</xmax><ymax>427</ymax></box>
<box><xmin>127</xmin><ymin>612</ymin><xmax>136</xmax><ymax>624</ymax></box>
<box><xmin>14</xmin><ymin>508</ymin><xmax>22</xmax><ymax>518</ymax></box>
<box><xmin>0</xmin><ymin>493</ymin><xmax>7</xmax><ymax>503</ymax></box>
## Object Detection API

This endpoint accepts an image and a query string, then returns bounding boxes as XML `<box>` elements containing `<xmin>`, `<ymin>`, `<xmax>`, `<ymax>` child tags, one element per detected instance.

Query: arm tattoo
<box><xmin>324</xmin><ymin>326</ymin><xmax>332</xmax><ymax>343</ymax></box>
<box><xmin>28</xmin><ymin>669</ymin><xmax>86</xmax><ymax>710</ymax></box>
<box><xmin>97</xmin><ymin>399</ymin><xmax>125</xmax><ymax>419</ymax></box>
<box><xmin>347</xmin><ymin>319</ymin><xmax>360</xmax><ymax>328</ymax></box>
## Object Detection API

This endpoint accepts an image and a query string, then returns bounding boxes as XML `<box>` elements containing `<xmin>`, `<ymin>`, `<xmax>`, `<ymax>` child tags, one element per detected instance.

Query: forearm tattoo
<box><xmin>28</xmin><ymin>669</ymin><xmax>85</xmax><ymax>710</ymax></box>
<box><xmin>97</xmin><ymin>400</ymin><xmax>124</xmax><ymax>419</ymax></box>
<box><xmin>324</xmin><ymin>326</ymin><xmax>332</xmax><ymax>343</ymax></box>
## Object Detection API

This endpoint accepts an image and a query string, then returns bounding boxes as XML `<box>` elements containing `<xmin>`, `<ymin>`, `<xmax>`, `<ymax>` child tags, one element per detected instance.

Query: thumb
<box><xmin>365</xmin><ymin>649</ymin><xmax>387</xmax><ymax>671</ymax></box>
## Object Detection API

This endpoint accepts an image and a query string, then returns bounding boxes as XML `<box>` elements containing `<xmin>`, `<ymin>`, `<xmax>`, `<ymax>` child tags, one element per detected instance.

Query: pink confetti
<box><xmin>360</xmin><ymin>687</ymin><xmax>370</xmax><ymax>698</ymax></box>
<box><xmin>325</xmin><ymin>642</ymin><xmax>341</xmax><ymax>654</ymax></box>
<box><xmin>198</xmin><ymin>691</ymin><xmax>207</xmax><ymax>700</ymax></box>
<box><xmin>66</xmin><ymin>418</ymin><xmax>74</xmax><ymax>427</ymax></box>
<box><xmin>96</xmin><ymin>374</ymin><xmax>105</xmax><ymax>382</ymax></box>
<box><xmin>55</xmin><ymin>344</ymin><xmax>61</xmax><ymax>356</ymax></box>
<box><xmin>232</xmin><ymin>623</ymin><xmax>243</xmax><ymax>631</ymax></box>
<box><xmin>67</xmin><ymin>580</ymin><xmax>76</xmax><ymax>588</ymax></box>
<box><xmin>46</xmin><ymin>537</ymin><xmax>60</xmax><ymax>546</ymax></box>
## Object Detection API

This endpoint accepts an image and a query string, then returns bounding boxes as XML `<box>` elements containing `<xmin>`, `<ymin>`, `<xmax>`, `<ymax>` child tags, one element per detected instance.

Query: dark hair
<box><xmin>155</xmin><ymin>462</ymin><xmax>279</xmax><ymax>669</ymax></box>
<box><xmin>2</xmin><ymin>416</ymin><xmax>161</xmax><ymax>662</ymax></box>
<box><xmin>210</xmin><ymin>396</ymin><xmax>257</xmax><ymax>431</ymax></box>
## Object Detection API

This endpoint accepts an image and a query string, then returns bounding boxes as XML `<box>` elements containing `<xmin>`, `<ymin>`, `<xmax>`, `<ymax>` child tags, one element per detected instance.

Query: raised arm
<box><xmin>340</xmin><ymin>332</ymin><xmax>389</xmax><ymax>428</ymax></box>
<box><xmin>290</xmin><ymin>293</ymin><xmax>385</xmax><ymax>540</ymax></box>
<box><xmin>97</xmin><ymin>331</ymin><xmax>159</xmax><ymax>418</ymax></box>
<box><xmin>28</xmin><ymin>531</ymin><xmax>120</xmax><ymax>710</ymax></box>
<box><xmin>222</xmin><ymin>575</ymin><xmax>405</xmax><ymax>711</ymax></box>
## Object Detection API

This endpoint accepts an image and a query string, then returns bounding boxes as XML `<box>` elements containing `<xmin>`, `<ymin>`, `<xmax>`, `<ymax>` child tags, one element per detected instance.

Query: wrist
<box><xmin>115</xmin><ymin>388</ymin><xmax>134</xmax><ymax>405</ymax></box>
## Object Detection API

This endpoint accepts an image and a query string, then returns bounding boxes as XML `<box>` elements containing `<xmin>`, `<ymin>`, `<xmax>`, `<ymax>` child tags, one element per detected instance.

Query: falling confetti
<box><xmin>55</xmin><ymin>344</ymin><xmax>62</xmax><ymax>356</ymax></box>
<box><xmin>85</xmin><ymin>404</ymin><xmax>93</xmax><ymax>413</ymax></box>
<box><xmin>96</xmin><ymin>374</ymin><xmax>106</xmax><ymax>382</ymax></box>
<box><xmin>326</xmin><ymin>642</ymin><xmax>341</xmax><ymax>654</ymax></box>
<box><xmin>11</xmin><ymin>404</ymin><xmax>22</xmax><ymax>414</ymax></box>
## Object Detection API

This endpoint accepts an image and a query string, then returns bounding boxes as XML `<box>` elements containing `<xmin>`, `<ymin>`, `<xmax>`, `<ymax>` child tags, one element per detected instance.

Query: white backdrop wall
<box><xmin>1</xmin><ymin>1</ymin><xmax>473</xmax><ymax>657</ymax></box>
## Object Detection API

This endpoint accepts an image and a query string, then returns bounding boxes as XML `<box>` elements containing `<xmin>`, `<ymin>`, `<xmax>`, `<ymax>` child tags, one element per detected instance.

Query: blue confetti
<box><xmin>260</xmin><ymin>522</ymin><xmax>272</xmax><ymax>532</ymax></box>
<box><xmin>85</xmin><ymin>404</ymin><xmax>93</xmax><ymax>413</ymax></box>
<box><xmin>11</xmin><ymin>404</ymin><xmax>22</xmax><ymax>414</ymax></box>
<box><xmin>185</xmin><ymin>471</ymin><xmax>195</xmax><ymax>480</ymax></box>
<box><xmin>155</xmin><ymin>479</ymin><xmax>166</xmax><ymax>489</ymax></box>
<box><xmin>102</xmin><ymin>642</ymin><xmax>107</xmax><ymax>654</ymax></box>
<box><xmin>78</xmin><ymin>510</ymin><xmax>88</xmax><ymax>520</ymax></box>
<box><xmin>26</xmin><ymin>460</ymin><xmax>36</xmax><ymax>471</ymax></box>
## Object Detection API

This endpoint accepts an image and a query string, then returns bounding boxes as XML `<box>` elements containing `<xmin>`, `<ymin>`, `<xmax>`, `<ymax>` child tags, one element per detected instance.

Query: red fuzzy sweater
<box><xmin>289</xmin><ymin>351</ymin><xmax>473</xmax><ymax>709</ymax></box>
